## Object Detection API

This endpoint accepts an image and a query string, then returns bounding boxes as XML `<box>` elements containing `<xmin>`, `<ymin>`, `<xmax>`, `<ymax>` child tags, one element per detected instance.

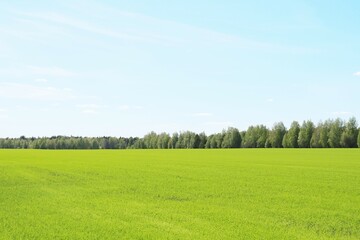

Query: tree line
<box><xmin>1</xmin><ymin>117</ymin><xmax>360</xmax><ymax>149</ymax></box>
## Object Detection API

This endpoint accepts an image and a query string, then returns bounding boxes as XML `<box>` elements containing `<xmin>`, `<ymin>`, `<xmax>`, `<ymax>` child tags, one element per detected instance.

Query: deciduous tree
<box><xmin>222</xmin><ymin>127</ymin><xmax>241</xmax><ymax>148</ymax></box>
<box><xmin>298</xmin><ymin>120</ymin><xmax>314</xmax><ymax>148</ymax></box>
<box><xmin>340</xmin><ymin>117</ymin><xmax>358</xmax><ymax>148</ymax></box>
<box><xmin>268</xmin><ymin>122</ymin><xmax>286</xmax><ymax>148</ymax></box>
<box><xmin>328</xmin><ymin>119</ymin><xmax>344</xmax><ymax>148</ymax></box>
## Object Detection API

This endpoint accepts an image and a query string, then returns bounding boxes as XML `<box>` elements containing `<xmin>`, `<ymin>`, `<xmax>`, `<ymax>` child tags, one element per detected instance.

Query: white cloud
<box><xmin>34</xmin><ymin>78</ymin><xmax>48</xmax><ymax>83</ymax></box>
<box><xmin>17</xmin><ymin>11</ymin><xmax>152</xmax><ymax>43</ymax></box>
<box><xmin>119</xmin><ymin>105</ymin><xmax>130</xmax><ymax>111</ymax></box>
<box><xmin>118</xmin><ymin>105</ymin><xmax>144</xmax><ymax>111</ymax></box>
<box><xmin>77</xmin><ymin>104</ymin><xmax>108</xmax><ymax>114</ymax></box>
<box><xmin>266</xmin><ymin>98</ymin><xmax>274</xmax><ymax>103</ymax></box>
<box><xmin>205</xmin><ymin>121</ymin><xmax>233</xmax><ymax>126</ymax></box>
<box><xmin>27</xmin><ymin>66</ymin><xmax>75</xmax><ymax>77</ymax></box>
<box><xmin>0</xmin><ymin>82</ymin><xmax>76</xmax><ymax>101</ymax></box>
<box><xmin>354</xmin><ymin>72</ymin><xmax>360</xmax><ymax>77</ymax></box>
<box><xmin>0</xmin><ymin>66</ymin><xmax>76</xmax><ymax>78</ymax></box>
<box><xmin>193</xmin><ymin>112</ymin><xmax>213</xmax><ymax>117</ymax></box>
<box><xmin>76</xmin><ymin>104</ymin><xmax>108</xmax><ymax>109</ymax></box>
<box><xmin>12</xmin><ymin>9</ymin><xmax>315</xmax><ymax>53</ymax></box>
<box><xmin>0</xmin><ymin>42</ymin><xmax>10</xmax><ymax>57</ymax></box>
<box><xmin>77</xmin><ymin>104</ymin><xmax>142</xmax><ymax>114</ymax></box>
<box><xmin>82</xmin><ymin>109</ymin><xmax>98</xmax><ymax>114</ymax></box>
<box><xmin>0</xmin><ymin>68</ymin><xmax>23</xmax><ymax>78</ymax></box>
<box><xmin>0</xmin><ymin>108</ymin><xmax>8</xmax><ymax>119</ymax></box>
<box><xmin>331</xmin><ymin>111</ymin><xmax>353</xmax><ymax>116</ymax></box>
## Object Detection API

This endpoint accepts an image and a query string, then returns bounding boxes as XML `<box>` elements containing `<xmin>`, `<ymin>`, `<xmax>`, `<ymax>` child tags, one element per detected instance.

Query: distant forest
<box><xmin>1</xmin><ymin>117</ymin><xmax>360</xmax><ymax>149</ymax></box>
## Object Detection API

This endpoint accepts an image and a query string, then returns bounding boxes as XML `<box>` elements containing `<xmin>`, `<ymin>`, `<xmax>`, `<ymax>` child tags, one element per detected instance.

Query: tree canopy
<box><xmin>1</xmin><ymin>118</ymin><xmax>359</xmax><ymax>149</ymax></box>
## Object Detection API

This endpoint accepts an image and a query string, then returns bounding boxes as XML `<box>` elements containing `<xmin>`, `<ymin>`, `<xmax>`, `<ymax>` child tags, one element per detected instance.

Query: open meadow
<box><xmin>0</xmin><ymin>149</ymin><xmax>360</xmax><ymax>239</ymax></box>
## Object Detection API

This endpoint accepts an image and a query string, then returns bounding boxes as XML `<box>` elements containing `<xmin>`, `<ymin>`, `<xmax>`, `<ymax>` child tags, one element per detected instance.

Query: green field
<box><xmin>1</xmin><ymin>149</ymin><xmax>360</xmax><ymax>239</ymax></box>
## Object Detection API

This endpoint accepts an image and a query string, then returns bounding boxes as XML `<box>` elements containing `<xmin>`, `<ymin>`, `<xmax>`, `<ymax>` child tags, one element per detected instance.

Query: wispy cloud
<box><xmin>0</xmin><ymin>108</ymin><xmax>8</xmax><ymax>119</ymax></box>
<box><xmin>0</xmin><ymin>18</ymin><xmax>71</xmax><ymax>46</ymax></box>
<box><xmin>81</xmin><ymin>109</ymin><xmax>98</xmax><ymax>114</ymax></box>
<box><xmin>331</xmin><ymin>111</ymin><xmax>353</xmax><ymax>116</ymax></box>
<box><xmin>11</xmin><ymin>8</ymin><xmax>316</xmax><ymax>53</ymax></box>
<box><xmin>119</xmin><ymin>105</ymin><xmax>143</xmax><ymax>111</ymax></box>
<box><xmin>193</xmin><ymin>112</ymin><xmax>213</xmax><ymax>117</ymax></box>
<box><xmin>27</xmin><ymin>66</ymin><xmax>76</xmax><ymax>77</ymax></box>
<box><xmin>354</xmin><ymin>72</ymin><xmax>360</xmax><ymax>77</ymax></box>
<box><xmin>266</xmin><ymin>98</ymin><xmax>274</xmax><ymax>103</ymax></box>
<box><xmin>95</xmin><ymin>4</ymin><xmax>317</xmax><ymax>53</ymax></box>
<box><xmin>76</xmin><ymin>104</ymin><xmax>108</xmax><ymax>109</ymax></box>
<box><xmin>77</xmin><ymin>104</ymin><xmax>108</xmax><ymax>114</ymax></box>
<box><xmin>119</xmin><ymin>105</ymin><xmax>130</xmax><ymax>111</ymax></box>
<box><xmin>0</xmin><ymin>82</ymin><xmax>76</xmax><ymax>101</ymax></box>
<box><xmin>205</xmin><ymin>121</ymin><xmax>233</xmax><ymax>126</ymax></box>
<box><xmin>34</xmin><ymin>78</ymin><xmax>48</xmax><ymax>83</ymax></box>
<box><xmin>76</xmin><ymin>104</ymin><xmax>143</xmax><ymax>114</ymax></box>
<box><xmin>14</xmin><ymin>11</ymin><xmax>172</xmax><ymax>44</ymax></box>
<box><xmin>0</xmin><ymin>42</ymin><xmax>10</xmax><ymax>57</ymax></box>
<box><xmin>0</xmin><ymin>65</ymin><xmax>77</xmax><ymax>78</ymax></box>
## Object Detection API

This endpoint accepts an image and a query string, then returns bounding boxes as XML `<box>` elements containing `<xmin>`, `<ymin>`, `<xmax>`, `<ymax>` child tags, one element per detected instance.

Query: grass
<box><xmin>0</xmin><ymin>149</ymin><xmax>360</xmax><ymax>239</ymax></box>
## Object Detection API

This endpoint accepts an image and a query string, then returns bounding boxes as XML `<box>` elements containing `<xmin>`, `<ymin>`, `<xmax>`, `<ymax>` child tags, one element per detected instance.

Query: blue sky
<box><xmin>0</xmin><ymin>0</ymin><xmax>359</xmax><ymax>137</ymax></box>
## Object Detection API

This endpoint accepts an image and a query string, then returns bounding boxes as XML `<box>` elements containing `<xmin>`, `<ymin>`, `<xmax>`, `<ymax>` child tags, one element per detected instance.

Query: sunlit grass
<box><xmin>0</xmin><ymin>149</ymin><xmax>359</xmax><ymax>239</ymax></box>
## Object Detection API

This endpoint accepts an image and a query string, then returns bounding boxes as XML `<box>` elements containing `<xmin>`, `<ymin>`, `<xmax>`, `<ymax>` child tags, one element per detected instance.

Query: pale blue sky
<box><xmin>0</xmin><ymin>0</ymin><xmax>359</xmax><ymax>137</ymax></box>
